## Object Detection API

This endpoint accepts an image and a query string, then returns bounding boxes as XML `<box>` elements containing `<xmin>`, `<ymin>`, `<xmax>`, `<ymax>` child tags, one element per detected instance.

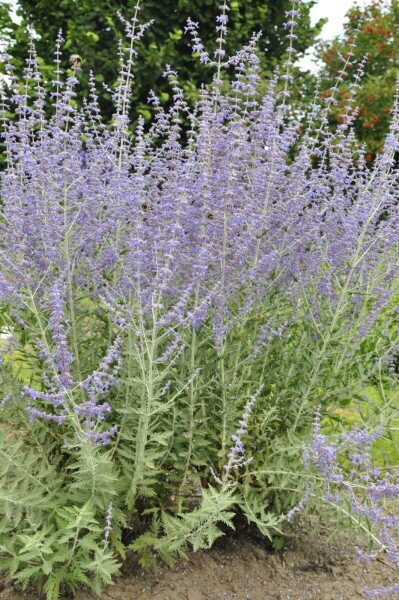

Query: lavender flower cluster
<box><xmin>222</xmin><ymin>386</ymin><xmax>263</xmax><ymax>483</ymax></box>
<box><xmin>304</xmin><ymin>411</ymin><xmax>399</xmax><ymax>598</ymax></box>
<box><xmin>0</xmin><ymin>3</ymin><xmax>398</xmax><ymax>593</ymax></box>
<box><xmin>0</xmin><ymin>0</ymin><xmax>397</xmax><ymax>445</ymax></box>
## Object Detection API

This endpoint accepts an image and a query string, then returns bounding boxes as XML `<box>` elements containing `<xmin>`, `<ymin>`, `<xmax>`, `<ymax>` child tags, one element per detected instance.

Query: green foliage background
<box><xmin>317</xmin><ymin>0</ymin><xmax>399</xmax><ymax>161</ymax></box>
<box><xmin>0</xmin><ymin>0</ymin><xmax>325</xmax><ymax>118</ymax></box>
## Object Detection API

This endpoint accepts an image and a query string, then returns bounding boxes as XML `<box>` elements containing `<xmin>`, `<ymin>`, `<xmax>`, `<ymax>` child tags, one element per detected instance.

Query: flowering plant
<box><xmin>0</xmin><ymin>1</ymin><xmax>398</xmax><ymax>598</ymax></box>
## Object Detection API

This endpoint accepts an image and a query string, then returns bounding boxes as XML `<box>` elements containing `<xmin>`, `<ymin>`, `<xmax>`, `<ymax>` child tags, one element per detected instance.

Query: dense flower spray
<box><xmin>304</xmin><ymin>410</ymin><xmax>399</xmax><ymax>598</ymax></box>
<box><xmin>0</xmin><ymin>1</ymin><xmax>398</xmax><ymax>597</ymax></box>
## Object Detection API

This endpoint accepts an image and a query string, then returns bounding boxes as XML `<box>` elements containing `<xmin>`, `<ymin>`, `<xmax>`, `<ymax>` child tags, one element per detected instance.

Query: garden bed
<box><xmin>1</xmin><ymin>527</ymin><xmax>397</xmax><ymax>600</ymax></box>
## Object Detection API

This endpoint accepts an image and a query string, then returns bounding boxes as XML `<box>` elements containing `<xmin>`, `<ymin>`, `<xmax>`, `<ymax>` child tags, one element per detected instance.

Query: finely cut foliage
<box><xmin>0</xmin><ymin>1</ymin><xmax>399</xmax><ymax>598</ymax></box>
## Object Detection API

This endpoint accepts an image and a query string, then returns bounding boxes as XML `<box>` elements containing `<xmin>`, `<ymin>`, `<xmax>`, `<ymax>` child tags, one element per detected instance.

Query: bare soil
<box><xmin>1</xmin><ymin>527</ymin><xmax>398</xmax><ymax>600</ymax></box>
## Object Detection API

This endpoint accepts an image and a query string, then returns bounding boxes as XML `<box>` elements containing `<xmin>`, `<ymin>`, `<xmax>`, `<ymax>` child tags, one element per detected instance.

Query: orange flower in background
<box><xmin>317</xmin><ymin>0</ymin><xmax>399</xmax><ymax>160</ymax></box>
